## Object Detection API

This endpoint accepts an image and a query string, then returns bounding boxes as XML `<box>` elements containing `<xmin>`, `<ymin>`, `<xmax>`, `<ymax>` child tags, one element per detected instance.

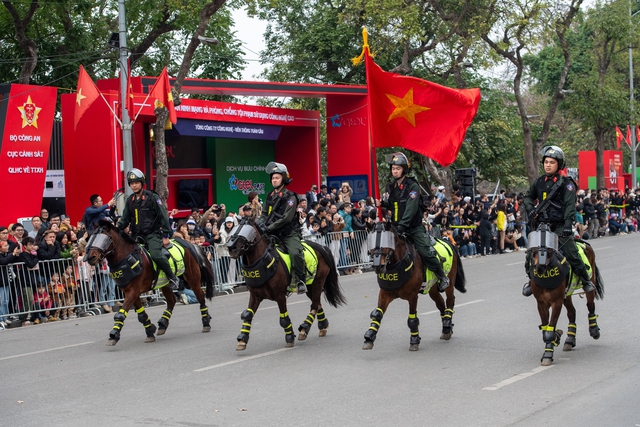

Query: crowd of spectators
<box><xmin>2</xmin><ymin>180</ymin><xmax>637</xmax><ymax>329</ymax></box>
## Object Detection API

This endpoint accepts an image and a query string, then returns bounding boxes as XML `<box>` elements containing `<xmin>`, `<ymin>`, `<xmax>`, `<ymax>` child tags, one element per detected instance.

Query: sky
<box><xmin>231</xmin><ymin>8</ymin><xmax>267</xmax><ymax>81</ymax></box>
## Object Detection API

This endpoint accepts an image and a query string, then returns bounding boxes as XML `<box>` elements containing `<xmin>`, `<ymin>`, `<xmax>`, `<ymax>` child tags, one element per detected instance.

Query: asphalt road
<box><xmin>1</xmin><ymin>234</ymin><xmax>638</xmax><ymax>427</ymax></box>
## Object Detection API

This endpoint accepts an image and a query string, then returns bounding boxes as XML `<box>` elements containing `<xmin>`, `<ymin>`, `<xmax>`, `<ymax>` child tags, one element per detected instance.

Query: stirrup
<box><xmin>522</xmin><ymin>282</ymin><xmax>532</xmax><ymax>297</ymax></box>
<box><xmin>296</xmin><ymin>281</ymin><xmax>308</xmax><ymax>295</ymax></box>
<box><xmin>581</xmin><ymin>279</ymin><xmax>595</xmax><ymax>293</ymax></box>
<box><xmin>168</xmin><ymin>275</ymin><xmax>180</xmax><ymax>291</ymax></box>
<box><xmin>437</xmin><ymin>275</ymin><xmax>450</xmax><ymax>292</ymax></box>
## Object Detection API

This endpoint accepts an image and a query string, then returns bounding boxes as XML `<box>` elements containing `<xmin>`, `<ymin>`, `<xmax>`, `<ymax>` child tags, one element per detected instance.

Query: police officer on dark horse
<box><xmin>522</xmin><ymin>146</ymin><xmax>595</xmax><ymax>297</ymax></box>
<box><xmin>256</xmin><ymin>162</ymin><xmax>307</xmax><ymax>295</ymax></box>
<box><xmin>116</xmin><ymin>168</ymin><xmax>180</xmax><ymax>291</ymax></box>
<box><xmin>379</xmin><ymin>152</ymin><xmax>449</xmax><ymax>291</ymax></box>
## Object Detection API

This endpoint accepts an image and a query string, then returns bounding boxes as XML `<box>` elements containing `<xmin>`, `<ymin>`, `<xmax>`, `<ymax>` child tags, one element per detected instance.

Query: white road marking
<box><xmin>0</xmin><ymin>341</ymin><xmax>95</xmax><ymax>361</ymax></box>
<box><xmin>194</xmin><ymin>347</ymin><xmax>295</xmax><ymax>372</ymax></box>
<box><xmin>506</xmin><ymin>262</ymin><xmax>522</xmax><ymax>266</ymax></box>
<box><xmin>233</xmin><ymin>300</ymin><xmax>307</xmax><ymax>315</ymax></box>
<box><xmin>420</xmin><ymin>299</ymin><xmax>484</xmax><ymax>316</ymax></box>
<box><xmin>482</xmin><ymin>366</ymin><xmax>554</xmax><ymax>391</ymax></box>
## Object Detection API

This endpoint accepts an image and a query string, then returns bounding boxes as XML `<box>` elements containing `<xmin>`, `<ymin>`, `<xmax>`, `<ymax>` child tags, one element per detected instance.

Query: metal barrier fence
<box><xmin>0</xmin><ymin>229</ymin><xmax>388</xmax><ymax>324</ymax></box>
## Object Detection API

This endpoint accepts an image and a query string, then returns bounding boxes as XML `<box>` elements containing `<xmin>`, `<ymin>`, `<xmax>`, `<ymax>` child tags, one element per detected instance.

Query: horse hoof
<box><xmin>440</xmin><ymin>332</ymin><xmax>453</xmax><ymax>340</ymax></box>
<box><xmin>202</xmin><ymin>326</ymin><xmax>211</xmax><ymax>333</ymax></box>
<box><xmin>298</xmin><ymin>330</ymin><xmax>307</xmax><ymax>341</ymax></box>
<box><xmin>362</xmin><ymin>341</ymin><xmax>374</xmax><ymax>350</ymax></box>
<box><xmin>563</xmin><ymin>343</ymin><xmax>574</xmax><ymax>352</ymax></box>
<box><xmin>318</xmin><ymin>329</ymin><xmax>327</xmax><ymax>337</ymax></box>
<box><xmin>144</xmin><ymin>336</ymin><xmax>156</xmax><ymax>343</ymax></box>
<box><xmin>156</xmin><ymin>328</ymin><xmax>166</xmax><ymax>336</ymax></box>
<box><xmin>106</xmin><ymin>339</ymin><xmax>118</xmax><ymax>346</ymax></box>
<box><xmin>285</xmin><ymin>342</ymin><xmax>294</xmax><ymax>348</ymax></box>
<box><xmin>409</xmin><ymin>344</ymin><xmax>419</xmax><ymax>351</ymax></box>
<box><xmin>541</xmin><ymin>358</ymin><xmax>553</xmax><ymax>366</ymax></box>
<box><xmin>236</xmin><ymin>341</ymin><xmax>247</xmax><ymax>351</ymax></box>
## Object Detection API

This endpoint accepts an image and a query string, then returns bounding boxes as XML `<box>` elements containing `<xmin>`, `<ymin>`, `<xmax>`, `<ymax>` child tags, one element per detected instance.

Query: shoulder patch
<box><xmin>287</xmin><ymin>199</ymin><xmax>295</xmax><ymax>206</ymax></box>
<box><xmin>409</xmin><ymin>190</ymin><xmax>418</xmax><ymax>199</ymax></box>
<box><xmin>566</xmin><ymin>183</ymin><xmax>574</xmax><ymax>192</ymax></box>
<box><xmin>156</xmin><ymin>198</ymin><xmax>163</xmax><ymax>205</ymax></box>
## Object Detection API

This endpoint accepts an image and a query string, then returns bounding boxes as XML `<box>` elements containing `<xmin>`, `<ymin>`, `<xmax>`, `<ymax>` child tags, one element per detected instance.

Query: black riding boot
<box><xmin>296</xmin><ymin>279</ymin><xmax>307</xmax><ymax>295</ymax></box>
<box><xmin>579</xmin><ymin>271</ymin><xmax>595</xmax><ymax>293</ymax></box>
<box><xmin>167</xmin><ymin>273</ymin><xmax>180</xmax><ymax>291</ymax></box>
<box><xmin>522</xmin><ymin>282</ymin><xmax>532</xmax><ymax>297</ymax></box>
<box><xmin>434</xmin><ymin>264</ymin><xmax>450</xmax><ymax>292</ymax></box>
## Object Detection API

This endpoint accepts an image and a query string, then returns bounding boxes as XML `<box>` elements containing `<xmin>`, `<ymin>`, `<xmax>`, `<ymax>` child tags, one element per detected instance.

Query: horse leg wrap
<box><xmin>588</xmin><ymin>313</ymin><xmax>600</xmax><ymax>339</ymax></box>
<box><xmin>540</xmin><ymin>325</ymin><xmax>560</xmax><ymax>345</ymax></box>
<box><xmin>407</xmin><ymin>313</ymin><xmax>421</xmax><ymax>346</ymax></box>
<box><xmin>200</xmin><ymin>306</ymin><xmax>211</xmax><ymax>327</ymax></box>
<box><xmin>280</xmin><ymin>311</ymin><xmax>295</xmax><ymax>344</ymax></box>
<box><xmin>317</xmin><ymin>309</ymin><xmax>328</xmax><ymax>330</ymax></box>
<box><xmin>298</xmin><ymin>312</ymin><xmax>316</xmax><ymax>333</ymax></box>
<box><xmin>110</xmin><ymin>309</ymin><xmax>128</xmax><ymax>341</ymax></box>
<box><xmin>237</xmin><ymin>308</ymin><xmax>254</xmax><ymax>343</ymax></box>
<box><xmin>136</xmin><ymin>307</ymin><xmax>156</xmax><ymax>337</ymax></box>
<box><xmin>364</xmin><ymin>308</ymin><xmax>384</xmax><ymax>342</ymax></box>
<box><xmin>565</xmin><ymin>323</ymin><xmax>577</xmax><ymax>348</ymax></box>
<box><xmin>441</xmin><ymin>308</ymin><xmax>454</xmax><ymax>334</ymax></box>
<box><xmin>157</xmin><ymin>309</ymin><xmax>172</xmax><ymax>330</ymax></box>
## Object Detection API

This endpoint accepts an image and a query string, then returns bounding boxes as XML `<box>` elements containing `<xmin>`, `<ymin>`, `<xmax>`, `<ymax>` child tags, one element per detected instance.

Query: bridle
<box><xmin>226</xmin><ymin>219</ymin><xmax>265</xmax><ymax>257</ymax></box>
<box><xmin>85</xmin><ymin>225</ymin><xmax>122</xmax><ymax>262</ymax></box>
<box><xmin>368</xmin><ymin>221</ymin><xmax>396</xmax><ymax>267</ymax></box>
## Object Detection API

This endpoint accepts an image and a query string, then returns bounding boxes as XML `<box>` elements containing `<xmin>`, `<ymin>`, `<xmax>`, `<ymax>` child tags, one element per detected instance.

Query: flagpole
<box><xmin>118</xmin><ymin>0</ymin><xmax>133</xmax><ymax>195</ymax></box>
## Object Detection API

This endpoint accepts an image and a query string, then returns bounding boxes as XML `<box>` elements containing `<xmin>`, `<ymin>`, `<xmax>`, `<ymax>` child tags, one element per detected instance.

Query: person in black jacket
<box><xmin>478</xmin><ymin>211</ymin><xmax>493</xmax><ymax>256</ymax></box>
<box><xmin>0</xmin><ymin>240</ymin><xmax>21</xmax><ymax>322</ymax></box>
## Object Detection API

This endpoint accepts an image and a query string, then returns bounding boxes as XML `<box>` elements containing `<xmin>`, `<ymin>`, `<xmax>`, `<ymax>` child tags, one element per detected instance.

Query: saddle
<box><xmin>240</xmin><ymin>241</ymin><xmax>318</xmax><ymax>288</ymax></box>
<box><xmin>376</xmin><ymin>237</ymin><xmax>453</xmax><ymax>292</ymax></box>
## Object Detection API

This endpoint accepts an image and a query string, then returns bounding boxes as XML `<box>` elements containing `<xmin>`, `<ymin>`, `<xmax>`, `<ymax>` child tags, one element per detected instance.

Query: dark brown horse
<box><xmin>226</xmin><ymin>218</ymin><xmax>347</xmax><ymax>351</ymax></box>
<box><xmin>363</xmin><ymin>219</ymin><xmax>466</xmax><ymax>351</ymax></box>
<box><xmin>526</xmin><ymin>225</ymin><xmax>604</xmax><ymax>365</ymax></box>
<box><xmin>84</xmin><ymin>220</ymin><xmax>214</xmax><ymax>346</ymax></box>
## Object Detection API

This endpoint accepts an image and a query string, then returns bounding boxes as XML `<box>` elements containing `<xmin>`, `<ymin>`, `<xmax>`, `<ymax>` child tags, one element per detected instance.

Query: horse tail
<box><xmin>594</xmin><ymin>266</ymin><xmax>604</xmax><ymax>300</ymax></box>
<box><xmin>174</xmin><ymin>237</ymin><xmax>215</xmax><ymax>300</ymax></box>
<box><xmin>306</xmin><ymin>240</ymin><xmax>347</xmax><ymax>308</ymax></box>
<box><xmin>445</xmin><ymin>240</ymin><xmax>467</xmax><ymax>293</ymax></box>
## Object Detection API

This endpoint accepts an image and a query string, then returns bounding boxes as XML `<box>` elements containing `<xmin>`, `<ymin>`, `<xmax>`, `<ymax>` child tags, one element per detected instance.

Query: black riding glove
<box><xmin>257</xmin><ymin>222</ymin><xmax>269</xmax><ymax>235</ymax></box>
<box><xmin>561</xmin><ymin>224</ymin><xmax>573</xmax><ymax>237</ymax></box>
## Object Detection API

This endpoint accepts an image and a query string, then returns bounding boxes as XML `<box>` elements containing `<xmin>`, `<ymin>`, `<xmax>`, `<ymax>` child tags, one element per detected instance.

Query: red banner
<box><xmin>0</xmin><ymin>84</ymin><xmax>57</xmax><ymax>225</ymax></box>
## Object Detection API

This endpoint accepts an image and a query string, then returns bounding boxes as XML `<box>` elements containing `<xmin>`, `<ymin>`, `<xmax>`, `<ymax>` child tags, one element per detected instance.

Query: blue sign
<box><xmin>327</xmin><ymin>174</ymin><xmax>369</xmax><ymax>202</ymax></box>
<box><xmin>173</xmin><ymin>119</ymin><xmax>282</xmax><ymax>140</ymax></box>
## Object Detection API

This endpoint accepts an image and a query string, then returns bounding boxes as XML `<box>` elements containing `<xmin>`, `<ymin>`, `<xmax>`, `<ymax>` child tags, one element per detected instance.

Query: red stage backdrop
<box><xmin>0</xmin><ymin>84</ymin><xmax>57</xmax><ymax>225</ymax></box>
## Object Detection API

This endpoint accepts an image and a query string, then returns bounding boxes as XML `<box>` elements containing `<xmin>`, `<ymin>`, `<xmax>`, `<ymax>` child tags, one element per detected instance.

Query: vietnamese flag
<box><xmin>364</xmin><ymin>48</ymin><xmax>480</xmax><ymax>166</ymax></box>
<box><xmin>615</xmin><ymin>125</ymin><xmax>623</xmax><ymax>149</ymax></box>
<box><xmin>74</xmin><ymin>65</ymin><xmax>101</xmax><ymax>129</ymax></box>
<box><xmin>149</xmin><ymin>67</ymin><xmax>177</xmax><ymax>124</ymax></box>
<box><xmin>626</xmin><ymin>125</ymin><xmax>632</xmax><ymax>149</ymax></box>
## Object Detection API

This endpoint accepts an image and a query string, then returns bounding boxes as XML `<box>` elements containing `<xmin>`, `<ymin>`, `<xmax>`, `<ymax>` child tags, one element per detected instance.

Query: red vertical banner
<box><xmin>0</xmin><ymin>84</ymin><xmax>57</xmax><ymax>225</ymax></box>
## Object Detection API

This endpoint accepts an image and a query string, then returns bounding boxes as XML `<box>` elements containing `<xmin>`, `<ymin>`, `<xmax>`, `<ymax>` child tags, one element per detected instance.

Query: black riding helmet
<box><xmin>540</xmin><ymin>146</ymin><xmax>565</xmax><ymax>170</ymax></box>
<box><xmin>266</xmin><ymin>161</ymin><xmax>292</xmax><ymax>185</ymax></box>
<box><xmin>127</xmin><ymin>168</ymin><xmax>146</xmax><ymax>185</ymax></box>
<box><xmin>385</xmin><ymin>152</ymin><xmax>411</xmax><ymax>177</ymax></box>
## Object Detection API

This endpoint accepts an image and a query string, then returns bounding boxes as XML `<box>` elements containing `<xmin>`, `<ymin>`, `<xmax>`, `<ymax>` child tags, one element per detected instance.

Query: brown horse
<box><xmin>226</xmin><ymin>217</ymin><xmax>347</xmax><ymax>351</ymax></box>
<box><xmin>363</xmin><ymin>219</ymin><xmax>467</xmax><ymax>351</ymax></box>
<box><xmin>84</xmin><ymin>220</ymin><xmax>214</xmax><ymax>346</ymax></box>
<box><xmin>526</xmin><ymin>225</ymin><xmax>604</xmax><ymax>365</ymax></box>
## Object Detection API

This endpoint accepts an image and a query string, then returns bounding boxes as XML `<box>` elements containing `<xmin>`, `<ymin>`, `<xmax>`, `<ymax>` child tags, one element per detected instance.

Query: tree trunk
<box><xmin>153</xmin><ymin>0</ymin><xmax>227</xmax><ymax>204</ymax></box>
<box><xmin>153</xmin><ymin>108</ymin><xmax>170</xmax><ymax>206</ymax></box>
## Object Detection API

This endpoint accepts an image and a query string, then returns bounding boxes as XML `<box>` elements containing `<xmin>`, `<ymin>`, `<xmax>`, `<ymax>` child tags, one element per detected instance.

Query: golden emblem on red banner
<box><xmin>17</xmin><ymin>95</ymin><xmax>42</xmax><ymax>129</ymax></box>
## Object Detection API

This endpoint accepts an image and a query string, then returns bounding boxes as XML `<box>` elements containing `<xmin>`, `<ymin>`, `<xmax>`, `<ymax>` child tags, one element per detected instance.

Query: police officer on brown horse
<box><xmin>257</xmin><ymin>162</ymin><xmax>307</xmax><ymax>294</ymax></box>
<box><xmin>522</xmin><ymin>146</ymin><xmax>595</xmax><ymax>297</ymax></box>
<box><xmin>379</xmin><ymin>152</ymin><xmax>449</xmax><ymax>291</ymax></box>
<box><xmin>116</xmin><ymin>168</ymin><xmax>180</xmax><ymax>290</ymax></box>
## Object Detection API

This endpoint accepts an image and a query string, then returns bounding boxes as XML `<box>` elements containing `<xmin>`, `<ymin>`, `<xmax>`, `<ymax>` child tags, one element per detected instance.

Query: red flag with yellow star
<box><xmin>149</xmin><ymin>67</ymin><xmax>177</xmax><ymax>124</ymax></box>
<box><xmin>74</xmin><ymin>65</ymin><xmax>101</xmax><ymax>129</ymax></box>
<box><xmin>365</xmin><ymin>51</ymin><xmax>480</xmax><ymax>166</ymax></box>
<box><xmin>615</xmin><ymin>126</ymin><xmax>623</xmax><ymax>149</ymax></box>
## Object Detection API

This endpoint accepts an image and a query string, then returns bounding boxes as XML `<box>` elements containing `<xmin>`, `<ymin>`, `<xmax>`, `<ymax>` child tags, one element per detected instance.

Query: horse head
<box><xmin>367</xmin><ymin>215</ymin><xmax>402</xmax><ymax>274</ymax></box>
<box><xmin>226</xmin><ymin>217</ymin><xmax>260</xmax><ymax>259</ymax></box>
<box><xmin>83</xmin><ymin>219</ymin><xmax>120</xmax><ymax>266</ymax></box>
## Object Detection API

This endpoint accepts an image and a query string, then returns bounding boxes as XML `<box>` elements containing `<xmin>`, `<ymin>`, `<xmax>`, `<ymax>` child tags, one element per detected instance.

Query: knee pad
<box><xmin>370</xmin><ymin>308</ymin><xmax>384</xmax><ymax>322</ymax></box>
<box><xmin>241</xmin><ymin>309</ymin><xmax>254</xmax><ymax>322</ymax></box>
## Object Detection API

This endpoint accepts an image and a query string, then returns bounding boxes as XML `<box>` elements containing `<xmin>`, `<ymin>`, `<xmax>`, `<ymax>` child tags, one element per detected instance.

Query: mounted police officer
<box><xmin>257</xmin><ymin>162</ymin><xmax>307</xmax><ymax>294</ymax></box>
<box><xmin>116</xmin><ymin>168</ymin><xmax>180</xmax><ymax>291</ymax></box>
<box><xmin>522</xmin><ymin>146</ymin><xmax>595</xmax><ymax>297</ymax></box>
<box><xmin>379</xmin><ymin>152</ymin><xmax>450</xmax><ymax>291</ymax></box>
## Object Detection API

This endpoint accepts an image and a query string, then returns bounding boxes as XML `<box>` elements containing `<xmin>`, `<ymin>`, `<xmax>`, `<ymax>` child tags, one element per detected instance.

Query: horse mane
<box><xmin>97</xmin><ymin>219</ymin><xmax>136</xmax><ymax>244</ymax></box>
